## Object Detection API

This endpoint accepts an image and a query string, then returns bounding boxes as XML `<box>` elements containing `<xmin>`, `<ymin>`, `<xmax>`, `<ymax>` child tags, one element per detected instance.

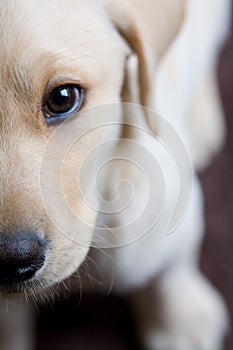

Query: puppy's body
<box><xmin>0</xmin><ymin>1</ymin><xmax>231</xmax><ymax>350</ymax></box>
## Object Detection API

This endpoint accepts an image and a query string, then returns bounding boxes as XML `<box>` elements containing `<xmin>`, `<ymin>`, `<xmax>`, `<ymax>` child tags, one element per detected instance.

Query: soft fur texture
<box><xmin>0</xmin><ymin>1</ymin><xmax>231</xmax><ymax>349</ymax></box>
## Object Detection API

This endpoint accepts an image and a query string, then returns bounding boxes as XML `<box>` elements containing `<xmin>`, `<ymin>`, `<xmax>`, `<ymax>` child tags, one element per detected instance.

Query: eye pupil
<box><xmin>47</xmin><ymin>86</ymin><xmax>79</xmax><ymax>115</ymax></box>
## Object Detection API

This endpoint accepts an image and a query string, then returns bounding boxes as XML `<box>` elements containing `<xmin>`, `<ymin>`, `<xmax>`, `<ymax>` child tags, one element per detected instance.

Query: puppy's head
<box><xmin>0</xmin><ymin>0</ymin><xmax>184</xmax><ymax>296</ymax></box>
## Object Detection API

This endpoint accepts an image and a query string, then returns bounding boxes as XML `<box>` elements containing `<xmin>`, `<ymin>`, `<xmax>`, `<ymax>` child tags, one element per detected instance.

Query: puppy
<box><xmin>0</xmin><ymin>0</ymin><xmax>231</xmax><ymax>349</ymax></box>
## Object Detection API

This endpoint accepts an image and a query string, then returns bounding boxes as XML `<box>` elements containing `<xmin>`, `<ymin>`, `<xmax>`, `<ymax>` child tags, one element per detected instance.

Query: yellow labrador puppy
<box><xmin>0</xmin><ymin>0</ymin><xmax>231</xmax><ymax>349</ymax></box>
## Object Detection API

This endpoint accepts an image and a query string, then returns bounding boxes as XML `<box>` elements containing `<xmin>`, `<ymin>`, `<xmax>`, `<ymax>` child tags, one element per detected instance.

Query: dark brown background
<box><xmin>35</xmin><ymin>16</ymin><xmax>233</xmax><ymax>350</ymax></box>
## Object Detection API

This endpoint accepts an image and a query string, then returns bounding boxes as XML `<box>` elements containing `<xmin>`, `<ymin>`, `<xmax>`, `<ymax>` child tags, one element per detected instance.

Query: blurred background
<box><xmin>35</xmin><ymin>13</ymin><xmax>233</xmax><ymax>350</ymax></box>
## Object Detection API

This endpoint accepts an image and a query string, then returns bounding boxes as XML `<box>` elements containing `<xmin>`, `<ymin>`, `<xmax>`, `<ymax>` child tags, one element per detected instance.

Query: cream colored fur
<box><xmin>0</xmin><ymin>1</ymin><xmax>231</xmax><ymax>350</ymax></box>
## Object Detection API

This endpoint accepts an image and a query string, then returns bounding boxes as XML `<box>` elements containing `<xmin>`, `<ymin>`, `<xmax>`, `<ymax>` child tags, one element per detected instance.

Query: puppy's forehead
<box><xmin>0</xmin><ymin>0</ymin><xmax>120</xmax><ymax>87</ymax></box>
<box><xmin>0</xmin><ymin>0</ymin><xmax>113</xmax><ymax>47</ymax></box>
<box><xmin>0</xmin><ymin>0</ymin><xmax>126</xmax><ymax>125</ymax></box>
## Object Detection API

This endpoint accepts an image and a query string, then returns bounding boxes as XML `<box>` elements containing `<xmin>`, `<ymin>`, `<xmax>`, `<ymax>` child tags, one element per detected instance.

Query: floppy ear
<box><xmin>104</xmin><ymin>0</ymin><xmax>185</xmax><ymax>113</ymax></box>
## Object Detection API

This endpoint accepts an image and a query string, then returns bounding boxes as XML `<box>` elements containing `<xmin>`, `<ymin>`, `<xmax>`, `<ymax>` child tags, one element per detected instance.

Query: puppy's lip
<box><xmin>0</xmin><ymin>279</ymin><xmax>40</xmax><ymax>294</ymax></box>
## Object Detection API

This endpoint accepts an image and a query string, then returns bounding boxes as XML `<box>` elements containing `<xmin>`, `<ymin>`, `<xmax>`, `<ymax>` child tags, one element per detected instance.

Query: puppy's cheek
<box><xmin>38</xmin><ymin>188</ymin><xmax>96</xmax><ymax>287</ymax></box>
<box><xmin>38</xmin><ymin>154</ymin><xmax>98</xmax><ymax>287</ymax></box>
<box><xmin>39</xmin><ymin>229</ymin><xmax>91</xmax><ymax>286</ymax></box>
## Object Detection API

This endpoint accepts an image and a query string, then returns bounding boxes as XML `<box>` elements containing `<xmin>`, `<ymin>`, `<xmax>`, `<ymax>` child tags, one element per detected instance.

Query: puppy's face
<box><xmin>0</xmin><ymin>0</ymin><xmax>184</xmax><ymax>295</ymax></box>
<box><xmin>0</xmin><ymin>0</ymin><xmax>128</xmax><ymax>294</ymax></box>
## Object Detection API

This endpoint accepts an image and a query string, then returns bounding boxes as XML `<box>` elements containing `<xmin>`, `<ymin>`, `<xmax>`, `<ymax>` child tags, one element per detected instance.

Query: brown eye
<box><xmin>43</xmin><ymin>85</ymin><xmax>84</xmax><ymax>124</ymax></box>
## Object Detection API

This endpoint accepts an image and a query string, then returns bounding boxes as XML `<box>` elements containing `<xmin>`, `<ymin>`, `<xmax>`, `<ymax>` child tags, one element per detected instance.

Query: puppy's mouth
<box><xmin>0</xmin><ymin>233</ymin><xmax>48</xmax><ymax>294</ymax></box>
<box><xmin>0</xmin><ymin>278</ymin><xmax>43</xmax><ymax>294</ymax></box>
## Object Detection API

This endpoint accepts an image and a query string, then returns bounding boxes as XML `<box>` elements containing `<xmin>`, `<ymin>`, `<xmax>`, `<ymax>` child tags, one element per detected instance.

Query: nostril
<box><xmin>0</xmin><ymin>238</ymin><xmax>40</xmax><ymax>265</ymax></box>
<box><xmin>0</xmin><ymin>234</ymin><xmax>47</xmax><ymax>285</ymax></box>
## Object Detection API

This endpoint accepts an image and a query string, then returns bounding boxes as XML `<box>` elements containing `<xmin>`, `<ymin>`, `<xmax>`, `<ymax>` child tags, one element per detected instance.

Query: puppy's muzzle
<box><xmin>0</xmin><ymin>233</ymin><xmax>47</xmax><ymax>286</ymax></box>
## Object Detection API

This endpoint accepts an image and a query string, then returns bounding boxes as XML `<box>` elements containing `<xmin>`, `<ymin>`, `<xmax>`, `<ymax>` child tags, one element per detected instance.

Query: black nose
<box><xmin>0</xmin><ymin>233</ymin><xmax>46</xmax><ymax>285</ymax></box>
